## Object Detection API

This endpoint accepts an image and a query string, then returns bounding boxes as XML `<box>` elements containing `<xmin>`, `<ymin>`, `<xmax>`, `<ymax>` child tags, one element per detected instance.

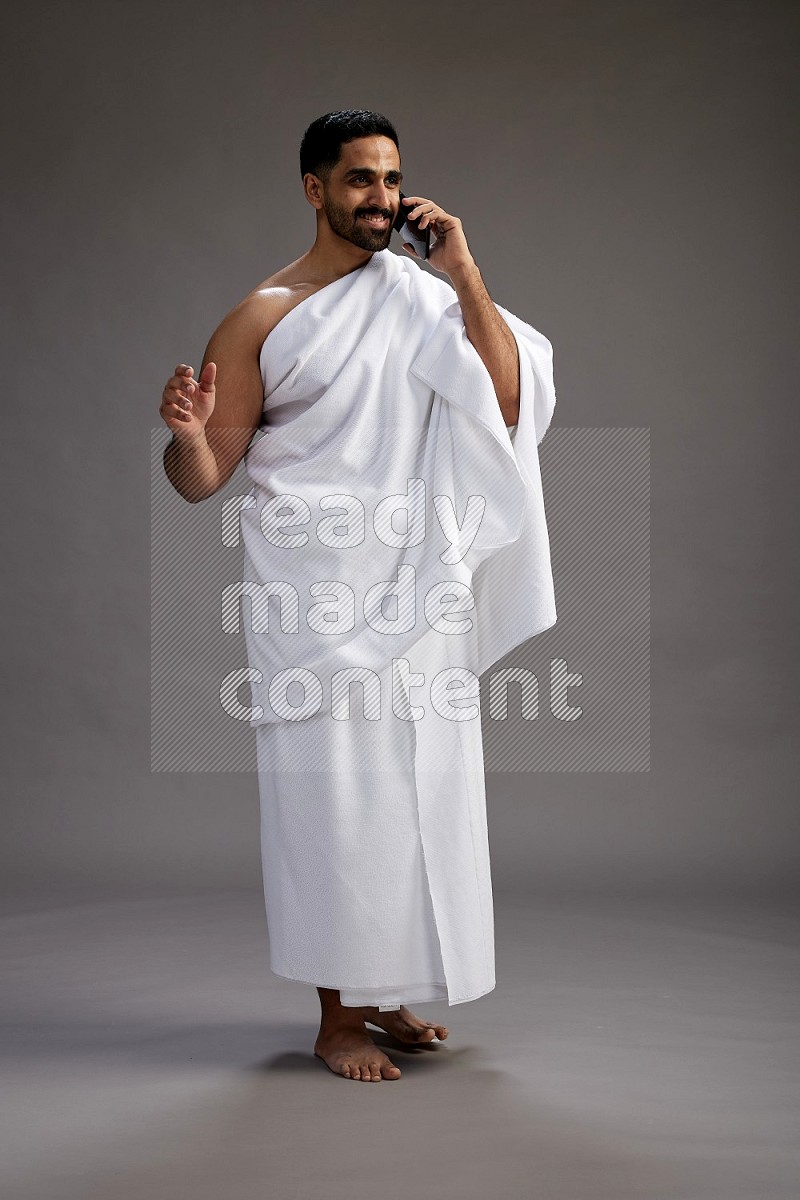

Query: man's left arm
<box><xmin>401</xmin><ymin>196</ymin><xmax>520</xmax><ymax>426</ymax></box>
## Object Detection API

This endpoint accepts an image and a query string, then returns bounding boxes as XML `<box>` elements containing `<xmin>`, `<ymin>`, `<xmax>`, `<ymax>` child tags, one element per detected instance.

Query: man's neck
<box><xmin>301</xmin><ymin>236</ymin><xmax>376</xmax><ymax>286</ymax></box>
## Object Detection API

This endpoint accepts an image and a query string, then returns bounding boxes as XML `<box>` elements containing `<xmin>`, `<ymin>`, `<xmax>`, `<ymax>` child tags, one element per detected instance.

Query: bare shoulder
<box><xmin>238</xmin><ymin>259</ymin><xmax>329</xmax><ymax>348</ymax></box>
<box><xmin>241</xmin><ymin>261</ymin><xmax>335</xmax><ymax>348</ymax></box>
<box><xmin>200</xmin><ymin>261</ymin><xmax>305</xmax><ymax>356</ymax></box>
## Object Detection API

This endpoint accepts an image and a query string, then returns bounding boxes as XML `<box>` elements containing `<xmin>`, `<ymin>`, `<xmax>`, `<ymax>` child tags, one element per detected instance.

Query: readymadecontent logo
<box><xmin>215</xmin><ymin>478</ymin><xmax>579</xmax><ymax>724</ymax></box>
<box><xmin>150</xmin><ymin>426</ymin><xmax>650</xmax><ymax>772</ymax></box>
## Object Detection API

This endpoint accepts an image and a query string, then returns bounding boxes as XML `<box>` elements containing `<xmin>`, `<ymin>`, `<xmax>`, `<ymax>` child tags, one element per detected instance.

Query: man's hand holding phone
<box><xmin>393</xmin><ymin>190</ymin><xmax>431</xmax><ymax>260</ymax></box>
<box><xmin>397</xmin><ymin>194</ymin><xmax>475</xmax><ymax>280</ymax></box>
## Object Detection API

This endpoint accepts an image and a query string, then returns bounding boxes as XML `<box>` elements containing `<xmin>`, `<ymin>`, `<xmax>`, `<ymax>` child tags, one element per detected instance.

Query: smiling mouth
<box><xmin>359</xmin><ymin>214</ymin><xmax>390</xmax><ymax>227</ymax></box>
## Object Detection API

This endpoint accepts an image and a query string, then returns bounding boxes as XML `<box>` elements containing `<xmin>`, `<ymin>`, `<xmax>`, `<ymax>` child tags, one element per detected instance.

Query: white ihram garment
<box><xmin>239</xmin><ymin>249</ymin><xmax>556</xmax><ymax>1010</ymax></box>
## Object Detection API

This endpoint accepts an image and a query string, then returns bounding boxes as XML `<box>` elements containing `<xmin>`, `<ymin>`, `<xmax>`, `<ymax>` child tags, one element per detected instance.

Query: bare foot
<box><xmin>314</xmin><ymin>1020</ymin><xmax>402</xmax><ymax>1081</ymax></box>
<box><xmin>361</xmin><ymin>1004</ymin><xmax>449</xmax><ymax>1044</ymax></box>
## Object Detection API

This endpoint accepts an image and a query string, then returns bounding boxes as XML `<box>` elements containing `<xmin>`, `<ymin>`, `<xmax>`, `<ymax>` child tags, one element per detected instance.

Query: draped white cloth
<box><xmin>239</xmin><ymin>248</ymin><xmax>556</xmax><ymax>1009</ymax></box>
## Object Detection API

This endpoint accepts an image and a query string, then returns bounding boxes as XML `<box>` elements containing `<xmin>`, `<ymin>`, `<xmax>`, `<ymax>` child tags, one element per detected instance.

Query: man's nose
<box><xmin>367</xmin><ymin>186</ymin><xmax>393</xmax><ymax>214</ymax></box>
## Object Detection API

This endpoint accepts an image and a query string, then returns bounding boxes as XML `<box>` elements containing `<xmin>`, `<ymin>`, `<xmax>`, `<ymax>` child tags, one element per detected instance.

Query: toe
<box><xmin>369</xmin><ymin>1061</ymin><xmax>382</xmax><ymax>1081</ymax></box>
<box><xmin>407</xmin><ymin>1021</ymin><xmax>435</xmax><ymax>1042</ymax></box>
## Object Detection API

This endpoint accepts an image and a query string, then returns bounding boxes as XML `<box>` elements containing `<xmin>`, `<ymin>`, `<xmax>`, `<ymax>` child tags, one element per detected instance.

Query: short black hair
<box><xmin>299</xmin><ymin>110</ymin><xmax>399</xmax><ymax>180</ymax></box>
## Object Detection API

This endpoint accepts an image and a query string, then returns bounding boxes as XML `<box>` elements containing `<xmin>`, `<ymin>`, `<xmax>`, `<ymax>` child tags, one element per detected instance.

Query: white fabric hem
<box><xmin>268</xmin><ymin>965</ymin><xmax>495</xmax><ymax>1010</ymax></box>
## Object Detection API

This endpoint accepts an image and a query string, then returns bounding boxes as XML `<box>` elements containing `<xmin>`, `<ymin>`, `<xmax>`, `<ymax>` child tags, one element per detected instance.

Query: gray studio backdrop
<box><xmin>3</xmin><ymin>0</ymin><xmax>796</xmax><ymax>898</ymax></box>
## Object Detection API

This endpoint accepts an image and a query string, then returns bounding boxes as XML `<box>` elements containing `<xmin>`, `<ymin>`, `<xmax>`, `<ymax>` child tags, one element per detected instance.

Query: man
<box><xmin>160</xmin><ymin>110</ymin><xmax>556</xmax><ymax>1082</ymax></box>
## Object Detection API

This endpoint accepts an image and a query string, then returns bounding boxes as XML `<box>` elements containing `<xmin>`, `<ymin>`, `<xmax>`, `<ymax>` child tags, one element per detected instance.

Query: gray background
<box><xmin>3</xmin><ymin>3</ymin><xmax>799</xmax><ymax>1196</ymax></box>
<box><xmin>4</xmin><ymin>0</ymin><xmax>796</xmax><ymax>898</ymax></box>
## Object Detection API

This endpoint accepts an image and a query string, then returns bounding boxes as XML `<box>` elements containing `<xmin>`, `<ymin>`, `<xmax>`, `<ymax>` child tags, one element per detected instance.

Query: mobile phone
<box><xmin>393</xmin><ymin>190</ymin><xmax>431</xmax><ymax>260</ymax></box>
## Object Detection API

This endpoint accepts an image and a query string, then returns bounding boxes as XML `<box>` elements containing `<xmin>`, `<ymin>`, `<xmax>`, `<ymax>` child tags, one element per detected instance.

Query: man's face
<box><xmin>318</xmin><ymin>136</ymin><xmax>402</xmax><ymax>252</ymax></box>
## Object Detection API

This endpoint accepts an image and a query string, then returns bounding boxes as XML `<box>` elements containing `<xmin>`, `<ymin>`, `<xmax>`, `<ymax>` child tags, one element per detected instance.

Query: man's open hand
<box><xmin>160</xmin><ymin>362</ymin><xmax>217</xmax><ymax>440</ymax></box>
<box><xmin>400</xmin><ymin>195</ymin><xmax>475</xmax><ymax>278</ymax></box>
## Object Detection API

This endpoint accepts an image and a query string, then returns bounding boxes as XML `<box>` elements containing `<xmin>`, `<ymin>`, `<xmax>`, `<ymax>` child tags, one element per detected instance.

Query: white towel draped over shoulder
<box><xmin>240</xmin><ymin>248</ymin><xmax>556</xmax><ymax>727</ymax></box>
<box><xmin>240</xmin><ymin>248</ymin><xmax>557</xmax><ymax>1009</ymax></box>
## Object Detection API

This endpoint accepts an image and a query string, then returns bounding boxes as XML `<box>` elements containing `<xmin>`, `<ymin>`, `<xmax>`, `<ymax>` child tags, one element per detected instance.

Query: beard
<box><xmin>322</xmin><ymin>194</ymin><xmax>395</xmax><ymax>252</ymax></box>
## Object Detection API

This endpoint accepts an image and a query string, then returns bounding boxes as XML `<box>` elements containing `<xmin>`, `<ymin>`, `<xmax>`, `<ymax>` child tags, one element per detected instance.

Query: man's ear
<box><xmin>303</xmin><ymin>173</ymin><xmax>325</xmax><ymax>209</ymax></box>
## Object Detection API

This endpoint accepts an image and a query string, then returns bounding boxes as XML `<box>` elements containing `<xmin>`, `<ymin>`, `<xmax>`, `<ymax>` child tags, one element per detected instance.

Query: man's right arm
<box><xmin>163</xmin><ymin>295</ymin><xmax>270</xmax><ymax>503</ymax></box>
<box><xmin>163</xmin><ymin>416</ymin><xmax>221</xmax><ymax>504</ymax></box>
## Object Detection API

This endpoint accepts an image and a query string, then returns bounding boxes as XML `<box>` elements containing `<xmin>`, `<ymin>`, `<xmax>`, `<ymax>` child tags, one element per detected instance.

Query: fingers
<box><xmin>160</xmin><ymin>362</ymin><xmax>216</xmax><ymax>429</ymax></box>
<box><xmin>164</xmin><ymin>362</ymin><xmax>216</xmax><ymax>401</ymax></box>
<box><xmin>416</xmin><ymin>205</ymin><xmax>446</xmax><ymax>230</ymax></box>
<box><xmin>403</xmin><ymin>196</ymin><xmax>437</xmax><ymax>224</ymax></box>
<box><xmin>403</xmin><ymin>196</ymin><xmax>456</xmax><ymax>233</ymax></box>
<box><xmin>170</xmin><ymin>362</ymin><xmax>216</xmax><ymax>386</ymax></box>
<box><xmin>163</xmin><ymin>366</ymin><xmax>193</xmax><ymax>406</ymax></box>
<box><xmin>160</xmin><ymin>387</ymin><xmax>194</xmax><ymax>424</ymax></box>
<box><xmin>403</xmin><ymin>195</ymin><xmax>430</xmax><ymax>220</ymax></box>
<box><xmin>173</xmin><ymin>364</ymin><xmax>194</xmax><ymax>390</ymax></box>
<box><xmin>161</xmin><ymin>400</ymin><xmax>193</xmax><ymax>425</ymax></box>
<box><xmin>169</xmin><ymin>364</ymin><xmax>195</xmax><ymax>397</ymax></box>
